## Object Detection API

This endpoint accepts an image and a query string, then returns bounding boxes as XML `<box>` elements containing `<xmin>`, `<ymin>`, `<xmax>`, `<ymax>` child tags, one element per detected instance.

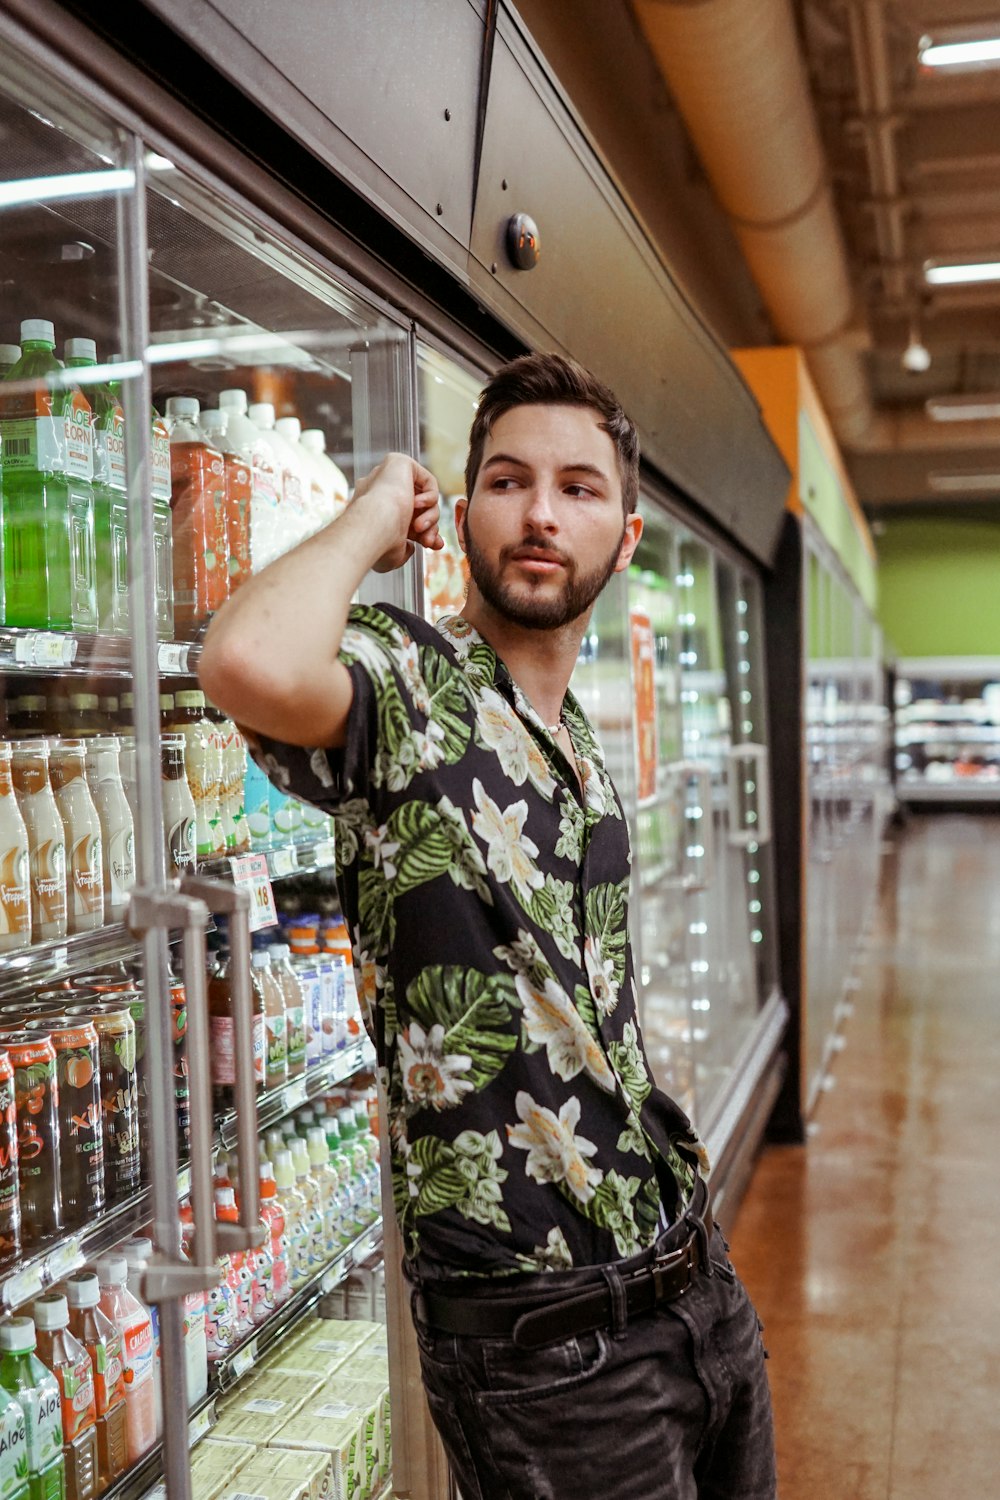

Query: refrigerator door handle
<box><xmin>128</xmin><ymin>887</ymin><xmax>220</xmax><ymax>1293</ymax></box>
<box><xmin>726</xmin><ymin>743</ymin><xmax>773</xmax><ymax>847</ymax></box>
<box><xmin>672</xmin><ymin>759</ymin><xmax>715</xmax><ymax>892</ymax></box>
<box><xmin>181</xmin><ymin>875</ymin><xmax>265</xmax><ymax>1251</ymax></box>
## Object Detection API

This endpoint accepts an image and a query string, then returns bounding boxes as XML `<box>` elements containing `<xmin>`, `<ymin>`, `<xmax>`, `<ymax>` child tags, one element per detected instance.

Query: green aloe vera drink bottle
<box><xmin>65</xmin><ymin>343</ymin><xmax>127</xmax><ymax>635</ymax></box>
<box><xmin>0</xmin><ymin>322</ymin><xmax>97</xmax><ymax>632</ymax></box>
<box><xmin>0</xmin><ymin>1320</ymin><xmax>64</xmax><ymax>1500</ymax></box>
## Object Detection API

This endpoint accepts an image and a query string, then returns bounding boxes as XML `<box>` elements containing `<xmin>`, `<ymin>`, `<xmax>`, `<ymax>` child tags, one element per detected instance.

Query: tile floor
<box><xmin>729</xmin><ymin>813</ymin><xmax>1000</xmax><ymax>1499</ymax></box>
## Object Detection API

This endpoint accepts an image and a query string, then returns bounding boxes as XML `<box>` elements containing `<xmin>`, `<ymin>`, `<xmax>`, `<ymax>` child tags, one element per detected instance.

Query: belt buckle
<box><xmin>650</xmin><ymin>1241</ymin><xmax>686</xmax><ymax>1302</ymax></box>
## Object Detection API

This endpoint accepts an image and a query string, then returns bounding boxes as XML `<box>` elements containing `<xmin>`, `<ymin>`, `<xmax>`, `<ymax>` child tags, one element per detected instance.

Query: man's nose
<box><xmin>523</xmin><ymin>482</ymin><xmax>559</xmax><ymax>532</ymax></box>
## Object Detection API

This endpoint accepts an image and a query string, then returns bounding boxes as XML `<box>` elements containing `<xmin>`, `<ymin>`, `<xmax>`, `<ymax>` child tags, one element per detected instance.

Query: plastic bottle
<box><xmin>119</xmin><ymin>1241</ymin><xmax>162</xmax><ymax>1441</ymax></box>
<box><xmin>300</xmin><ymin>429</ymin><xmax>349</xmax><ymax>523</ymax></box>
<box><xmin>257</xmin><ymin>1161</ymin><xmax>289</xmax><ymax>1308</ymax></box>
<box><xmin>0</xmin><ymin>320</ymin><xmax>97</xmax><ymax>632</ymax></box>
<box><xmin>83</xmin><ymin>738</ymin><xmax>135</xmax><ymax>923</ymax></box>
<box><xmin>65</xmin><ymin>341</ymin><xmax>127</xmax><ymax>636</ymax></box>
<box><xmin>176</xmin><ymin>1203</ymin><xmax>208</xmax><ymax>1405</ymax></box>
<box><xmin>248</xmin><ymin>404</ymin><xmax>305</xmax><ymax>558</ymax></box>
<box><xmin>251</xmin><ymin>948</ymin><xmax>287</xmax><ymax>1090</ymax></box>
<box><xmin>199</xmin><ymin>409</ymin><xmax>251</xmax><ymax>595</ymax></box>
<box><xmin>208</xmin><ymin>935</ymin><xmax>265</xmax><ymax>1109</ymax></box>
<box><xmin>0</xmin><ymin>345</ymin><xmax>21</xmax><ymax>377</ymax></box>
<box><xmin>0</xmin><ymin>1374</ymin><xmax>28</xmax><ymax>1500</ymax></box>
<box><xmin>216</xmin><ymin>717</ymin><xmax>250</xmax><ymax>855</ymax></box>
<box><xmin>95</xmin><ymin>1256</ymin><xmax>155</xmax><ymax>1465</ymax></box>
<box><xmin>202</xmin><ymin>1250</ymin><xmax>237</xmax><ymax>1367</ymax></box>
<box><xmin>271</xmin><ymin>1149</ymin><xmax>308</xmax><ymax>1289</ymax></box>
<box><xmin>0</xmin><ymin>1317</ymin><xmax>64</xmax><ymax>1500</ymax></box>
<box><xmin>214</xmin><ymin>1187</ymin><xmax>253</xmax><ymax>1339</ymax></box>
<box><xmin>31</xmin><ymin>1295</ymin><xmax>97</xmax><ymax>1500</ymax></box>
<box><xmin>0</xmin><ymin>744</ymin><xmax>32</xmax><ymax>952</ymax></box>
<box><xmin>337</xmin><ymin>1108</ymin><xmax>373</xmax><ymax>1230</ymax></box>
<box><xmin>48</xmin><ymin>741</ymin><xmax>103</xmax><ymax>936</ymax></box>
<box><xmin>269</xmin><ymin>946</ymin><xmax>307</xmax><ymax>1077</ymax></box>
<box><xmin>307</xmin><ymin>1125</ymin><xmax>343</xmax><ymax>1261</ymax></box>
<box><xmin>289</xmin><ymin>1138</ymin><xmax>324</xmax><ymax>1272</ymax></box>
<box><xmin>64</xmin><ymin>1273</ymin><xmax>128</xmax><ymax>1491</ymax></box>
<box><xmin>217</xmin><ymin>389</ymin><xmax>278</xmax><ymax>573</ymax></box>
<box><xmin>246</xmin><ymin>1198</ymin><xmax>275</xmax><ymax>1328</ymax></box>
<box><xmin>274</xmin><ymin>417</ymin><xmax>316</xmax><ymax>539</ymax></box>
<box><xmin>164</xmin><ymin>396</ymin><xmax>228</xmax><ymax>637</ymax></box>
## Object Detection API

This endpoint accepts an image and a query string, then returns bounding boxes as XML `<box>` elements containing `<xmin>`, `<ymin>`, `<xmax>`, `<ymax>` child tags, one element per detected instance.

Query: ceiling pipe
<box><xmin>846</xmin><ymin>1</ymin><xmax>910</xmax><ymax>305</ymax></box>
<box><xmin>632</xmin><ymin>0</ymin><xmax>876</xmax><ymax>445</ymax></box>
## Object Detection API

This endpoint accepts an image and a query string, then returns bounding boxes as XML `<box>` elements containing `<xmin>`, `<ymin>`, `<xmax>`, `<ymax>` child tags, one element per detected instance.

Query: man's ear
<box><xmin>454</xmin><ymin>496</ymin><xmax>469</xmax><ymax>553</ymax></box>
<box><xmin>613</xmin><ymin>512</ymin><xmax>643</xmax><ymax>573</ymax></box>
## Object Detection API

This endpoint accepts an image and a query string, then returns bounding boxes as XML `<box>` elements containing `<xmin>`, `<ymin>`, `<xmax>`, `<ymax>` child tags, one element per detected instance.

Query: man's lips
<box><xmin>506</xmin><ymin>546</ymin><xmax>568</xmax><ymax>573</ymax></box>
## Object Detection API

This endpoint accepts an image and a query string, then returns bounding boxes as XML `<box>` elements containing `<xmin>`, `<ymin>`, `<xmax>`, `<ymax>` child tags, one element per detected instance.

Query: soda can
<box><xmin>69</xmin><ymin>968</ymin><xmax>135</xmax><ymax>992</ymax></box>
<box><xmin>0</xmin><ymin>1029</ymin><xmax>62</xmax><ymax>1243</ymax></box>
<box><xmin>24</xmin><ymin>1015</ymin><xmax>105</xmax><ymax>1224</ymax></box>
<box><xmin>0</xmin><ymin>1049</ymin><xmax>21</xmax><ymax>1262</ymax></box>
<box><xmin>63</xmin><ymin>1003</ymin><xmax>139</xmax><ymax>1204</ymax></box>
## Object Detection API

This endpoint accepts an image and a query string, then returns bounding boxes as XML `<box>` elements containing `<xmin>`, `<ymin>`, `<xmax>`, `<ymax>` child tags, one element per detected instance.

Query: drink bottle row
<box><xmin>0</xmin><ymin>321</ymin><xmax>350</xmax><ymax>640</ymax></box>
<box><xmin>0</xmin><ymin>1074</ymin><xmax>381</xmax><ymax>1500</ymax></box>
<box><xmin>0</xmin><ymin>927</ymin><xmax>365</xmax><ymax>1263</ymax></box>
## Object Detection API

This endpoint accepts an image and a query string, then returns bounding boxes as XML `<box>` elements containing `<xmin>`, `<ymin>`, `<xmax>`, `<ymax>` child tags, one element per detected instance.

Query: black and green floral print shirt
<box><xmin>252</xmin><ymin>605</ymin><xmax>708</xmax><ymax>1279</ymax></box>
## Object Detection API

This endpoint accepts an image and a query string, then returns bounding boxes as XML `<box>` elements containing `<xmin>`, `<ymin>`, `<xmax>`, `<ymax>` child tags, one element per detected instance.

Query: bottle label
<box><xmin>286</xmin><ymin>1006</ymin><xmax>307</xmax><ymax>1069</ymax></box>
<box><xmin>16</xmin><ymin>1371</ymin><xmax>63</xmax><ymax>1473</ymax></box>
<box><xmin>121</xmin><ymin>1318</ymin><xmax>153</xmax><ymax>1390</ymax></box>
<box><xmin>31</xmin><ymin>833</ymin><xmax>68</xmax><ymax>933</ymax></box>
<box><xmin>0</xmin><ymin>1398</ymin><xmax>27</xmax><ymax>1500</ymax></box>
<box><xmin>94</xmin><ymin>403</ymin><xmax>126</xmax><ymax>490</ymax></box>
<box><xmin>63</xmin><ymin>392</ymin><xmax>94</xmax><ymax>480</ymax></box>
<box><xmin>55</xmin><ymin>1351</ymin><xmax>96</xmax><ymax>1441</ymax></box>
<box><xmin>166</xmin><ymin>815</ymin><xmax>196</xmax><ymax>877</ymax></box>
<box><xmin>106</xmin><ymin>826</ymin><xmax>135</xmax><ymax>907</ymax></box>
<box><xmin>209</xmin><ymin>1016</ymin><xmax>235</xmax><ymax>1086</ymax></box>
<box><xmin>282</xmin><ymin>470</ymin><xmax>304</xmax><ymax>516</ymax></box>
<box><xmin>251</xmin><ymin>456</ymin><xmax>278</xmax><ymax>510</ymax></box>
<box><xmin>69</xmin><ymin>833</ymin><xmax>104</xmax><ymax>919</ymax></box>
<box><xmin>0</xmin><ymin>841</ymin><xmax>31</xmax><ymax>940</ymax></box>
<box><xmin>204</xmin><ymin>1277</ymin><xmax>236</xmax><ymax>1359</ymax></box>
<box><xmin>252</xmin><ymin>1015</ymin><xmax>265</xmax><ymax>1085</ymax></box>
<box><xmin>0</xmin><ymin>412</ymin><xmax>64</xmax><ymax>473</ymax></box>
<box><xmin>266</xmin><ymin>1012</ymin><xmax>287</xmax><ymax>1077</ymax></box>
<box><xmin>151</xmin><ymin>418</ymin><xmax>171</xmax><ymax>502</ymax></box>
<box><xmin>90</xmin><ymin>1331</ymin><xmax>125</xmax><ymax>1415</ymax></box>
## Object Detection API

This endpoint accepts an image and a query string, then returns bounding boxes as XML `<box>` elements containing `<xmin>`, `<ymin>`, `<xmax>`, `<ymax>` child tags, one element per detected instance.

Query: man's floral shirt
<box><xmin>252</xmin><ymin>605</ymin><xmax>708</xmax><ymax>1279</ymax></box>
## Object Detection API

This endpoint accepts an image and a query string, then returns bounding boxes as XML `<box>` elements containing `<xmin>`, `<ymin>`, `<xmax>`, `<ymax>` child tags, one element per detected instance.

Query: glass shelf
<box><xmin>0</xmin><ymin>629</ymin><xmax>204</xmax><ymax>678</ymax></box>
<box><xmin>0</xmin><ymin>922</ymin><xmax>139</xmax><ymax>1001</ymax></box>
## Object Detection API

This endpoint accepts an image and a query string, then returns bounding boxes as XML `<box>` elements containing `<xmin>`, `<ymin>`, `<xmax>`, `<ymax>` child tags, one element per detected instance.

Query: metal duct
<box><xmin>633</xmin><ymin>0</ymin><xmax>875</xmax><ymax>444</ymax></box>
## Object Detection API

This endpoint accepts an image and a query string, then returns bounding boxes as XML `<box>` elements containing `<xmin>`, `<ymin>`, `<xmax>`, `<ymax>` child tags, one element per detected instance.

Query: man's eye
<box><xmin>565</xmin><ymin>484</ymin><xmax>595</xmax><ymax>498</ymax></box>
<box><xmin>491</xmin><ymin>476</ymin><xmax>520</xmax><ymax>491</ymax></box>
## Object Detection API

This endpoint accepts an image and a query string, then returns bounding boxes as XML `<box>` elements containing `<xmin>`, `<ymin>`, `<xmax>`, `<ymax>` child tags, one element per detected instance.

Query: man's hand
<box><xmin>352</xmin><ymin>453</ymin><xmax>446</xmax><ymax>573</ymax></box>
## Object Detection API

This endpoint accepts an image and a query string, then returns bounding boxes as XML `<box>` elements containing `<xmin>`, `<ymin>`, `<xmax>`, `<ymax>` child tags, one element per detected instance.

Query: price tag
<box><xmin>321</xmin><ymin>1262</ymin><xmax>348</xmax><ymax>1295</ymax></box>
<box><xmin>229</xmin><ymin>854</ymin><xmax>277</xmax><ymax>932</ymax></box>
<box><xmin>157</xmin><ymin>642</ymin><xmax>190</xmax><ymax>674</ymax></box>
<box><xmin>270</xmin><ymin>847</ymin><xmax>298</xmax><ymax>879</ymax></box>
<box><xmin>188</xmin><ymin>1406</ymin><xmax>213</xmax><ymax>1446</ymax></box>
<box><xmin>231</xmin><ymin>1344</ymin><xmax>256</xmax><ymax>1381</ymax></box>
<box><xmin>313</xmin><ymin>1401</ymin><xmax>353</xmax><ymax>1420</ymax></box>
<box><xmin>242</xmin><ymin>1397</ymin><xmax>286</xmax><ymax>1415</ymax></box>
<box><xmin>14</xmin><ymin>632</ymin><xmax>76</xmax><ymax>668</ymax></box>
<box><xmin>46</xmin><ymin>1238</ymin><xmax>83</xmax><ymax>1283</ymax></box>
<box><xmin>177</xmin><ymin>1166</ymin><xmax>192</xmax><ymax>1198</ymax></box>
<box><xmin>284</xmin><ymin>1077</ymin><xmax>308</xmax><ymax>1111</ymax></box>
<box><xmin>3</xmin><ymin>1263</ymin><xmax>44</xmax><ymax>1309</ymax></box>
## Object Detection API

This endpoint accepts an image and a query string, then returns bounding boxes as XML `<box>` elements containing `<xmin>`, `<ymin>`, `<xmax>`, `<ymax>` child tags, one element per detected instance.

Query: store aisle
<box><xmin>729</xmin><ymin>814</ymin><xmax>1000</xmax><ymax>1500</ymax></box>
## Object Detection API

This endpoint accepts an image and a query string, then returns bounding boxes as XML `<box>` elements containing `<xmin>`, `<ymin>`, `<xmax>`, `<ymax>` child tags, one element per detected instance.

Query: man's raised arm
<box><xmin>198</xmin><ymin>453</ymin><xmax>443</xmax><ymax>748</ymax></box>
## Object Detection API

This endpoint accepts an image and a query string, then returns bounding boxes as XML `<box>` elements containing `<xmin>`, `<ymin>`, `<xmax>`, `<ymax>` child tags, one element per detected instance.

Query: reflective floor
<box><xmin>730</xmin><ymin>813</ymin><xmax>1000</xmax><ymax>1500</ymax></box>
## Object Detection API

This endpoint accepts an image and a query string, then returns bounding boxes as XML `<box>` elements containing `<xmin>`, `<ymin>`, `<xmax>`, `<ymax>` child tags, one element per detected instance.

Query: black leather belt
<box><xmin>413</xmin><ymin>1182</ymin><xmax>713</xmax><ymax>1350</ymax></box>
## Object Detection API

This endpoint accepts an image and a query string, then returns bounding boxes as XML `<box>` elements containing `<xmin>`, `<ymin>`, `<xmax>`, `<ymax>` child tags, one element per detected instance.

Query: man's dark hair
<box><xmin>465</xmin><ymin>351</ymin><xmax>640</xmax><ymax>517</ymax></box>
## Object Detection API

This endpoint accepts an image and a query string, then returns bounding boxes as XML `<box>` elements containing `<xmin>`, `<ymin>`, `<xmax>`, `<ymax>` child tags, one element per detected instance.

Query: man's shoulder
<box><xmin>347</xmin><ymin>602</ymin><xmax>450</xmax><ymax>651</ymax></box>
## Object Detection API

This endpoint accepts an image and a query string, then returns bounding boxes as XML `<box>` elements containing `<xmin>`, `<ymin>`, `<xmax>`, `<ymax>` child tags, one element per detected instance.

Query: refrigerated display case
<box><xmin>894</xmin><ymin>658</ymin><xmax>1000</xmax><ymax>804</ymax></box>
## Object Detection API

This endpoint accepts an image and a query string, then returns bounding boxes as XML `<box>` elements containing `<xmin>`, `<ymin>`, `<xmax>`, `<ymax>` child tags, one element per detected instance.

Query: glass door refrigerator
<box><xmin>0</xmin><ymin>38</ymin><xmax>401</xmax><ymax>1500</ymax></box>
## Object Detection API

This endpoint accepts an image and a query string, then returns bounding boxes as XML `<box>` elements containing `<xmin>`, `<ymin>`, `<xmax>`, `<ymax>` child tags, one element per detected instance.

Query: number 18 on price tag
<box><xmin>229</xmin><ymin>854</ymin><xmax>277</xmax><ymax>931</ymax></box>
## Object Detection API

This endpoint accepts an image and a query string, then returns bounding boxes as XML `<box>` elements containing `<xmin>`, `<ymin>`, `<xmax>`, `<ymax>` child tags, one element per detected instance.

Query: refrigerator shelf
<box><xmin>0</xmin><ymin>628</ymin><xmax>202</xmax><ymax>677</ymax></box>
<box><xmin>216</xmin><ymin>1036</ymin><xmax>374</xmax><ymax>1151</ymax></box>
<box><xmin>0</xmin><ymin>921</ymin><xmax>140</xmax><ymax>1001</ymax></box>
<box><xmin>208</xmin><ymin>1217</ymin><xmax>384</xmax><ymax>1394</ymax></box>
<box><xmin>200</xmin><ymin>836</ymin><xmax>338</xmax><ymax>886</ymax></box>
<box><xmin>114</xmin><ymin>1395</ymin><xmax>219</xmax><ymax>1500</ymax></box>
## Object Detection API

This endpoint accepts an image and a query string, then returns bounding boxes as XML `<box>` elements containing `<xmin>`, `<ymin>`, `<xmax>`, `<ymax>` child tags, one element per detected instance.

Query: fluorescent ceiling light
<box><xmin>926</xmin><ymin>394</ymin><xmax>1000</xmax><ymax>422</ymax></box>
<box><xmin>920</xmin><ymin>36</ymin><xmax>1000</xmax><ymax>68</ymax></box>
<box><xmin>928</xmin><ymin>473</ymin><xmax>1000</xmax><ymax>493</ymax></box>
<box><xmin>924</xmin><ymin>260</ymin><xmax>1000</xmax><ymax>286</ymax></box>
<box><xmin>0</xmin><ymin>169</ymin><xmax>135</xmax><ymax>209</ymax></box>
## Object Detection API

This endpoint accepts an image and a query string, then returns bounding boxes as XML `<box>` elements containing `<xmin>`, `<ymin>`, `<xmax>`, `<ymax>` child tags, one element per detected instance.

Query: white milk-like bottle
<box><xmin>250</xmin><ymin>404</ymin><xmax>305</xmax><ymax>556</ymax></box>
<box><xmin>10</xmin><ymin>740</ymin><xmax>67</xmax><ymax>941</ymax></box>
<box><xmin>218</xmin><ymin>388</ymin><xmax>279</xmax><ymax>573</ymax></box>
<box><xmin>220</xmin><ymin>720</ymin><xmax>250</xmax><ymax>854</ymax></box>
<box><xmin>48</xmin><ymin>739</ymin><xmax>103</xmax><ymax>935</ymax></box>
<box><xmin>300</xmin><ymin>429</ymin><xmax>349</xmax><ymax>520</ymax></box>
<box><xmin>84</xmin><ymin>737</ymin><xmax>135</xmax><ymax>923</ymax></box>
<box><xmin>160</xmin><ymin>735</ymin><xmax>197</xmax><ymax>879</ymax></box>
<box><xmin>0</xmin><ymin>745</ymin><xmax>31</xmax><ymax>953</ymax></box>
<box><xmin>274</xmin><ymin>416</ymin><xmax>318</xmax><ymax>538</ymax></box>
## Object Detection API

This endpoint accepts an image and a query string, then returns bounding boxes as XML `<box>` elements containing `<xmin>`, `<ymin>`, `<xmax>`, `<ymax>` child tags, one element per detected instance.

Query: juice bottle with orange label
<box><xmin>64</xmin><ymin>1275</ymin><xmax>127</xmax><ymax>1491</ymax></box>
<box><xmin>0</xmin><ymin>321</ymin><xmax>97</xmax><ymax>633</ymax></box>
<box><xmin>32</xmin><ymin>1296</ymin><xmax>97</xmax><ymax>1500</ymax></box>
<box><xmin>165</xmin><ymin>397</ymin><xmax>228</xmax><ymax>638</ymax></box>
<box><xmin>200</xmin><ymin>409</ymin><xmax>251</xmax><ymax>596</ymax></box>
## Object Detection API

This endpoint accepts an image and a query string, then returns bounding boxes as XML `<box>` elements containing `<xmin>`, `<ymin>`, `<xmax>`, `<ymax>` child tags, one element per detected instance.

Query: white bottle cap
<box><xmin>300</xmin><ymin>430</ymin><xmax>326</xmax><ymax>454</ymax></box>
<box><xmin>0</xmin><ymin>1317</ymin><xmax>36</xmax><ymax>1352</ymax></box>
<box><xmin>122</xmin><ymin>1236</ymin><xmax>153</xmax><ymax>1268</ymax></box>
<box><xmin>248</xmin><ymin>402</ymin><xmax>275</xmax><ymax>429</ymax></box>
<box><xmin>166</xmin><ymin>396</ymin><xmax>200</xmax><ymax>419</ymax></box>
<box><xmin>214</xmin><ymin>1185</ymin><xmax>236</xmax><ymax>1209</ymax></box>
<box><xmin>200</xmin><ymin>408</ymin><xmax>227</xmax><ymax>435</ymax></box>
<box><xmin>219</xmin><ymin>389</ymin><xmax>248</xmax><ymax>414</ymax></box>
<box><xmin>275</xmin><ymin>417</ymin><xmax>301</xmax><ymax>442</ymax></box>
<box><xmin>259</xmin><ymin>1161</ymin><xmax>276</xmax><ymax>1183</ymax></box>
<box><xmin>33</xmin><ymin>1293</ymin><xmax>70</xmax><ymax>1331</ymax></box>
<box><xmin>251</xmin><ymin>949</ymin><xmax>271</xmax><ymax>968</ymax></box>
<box><xmin>65</xmin><ymin>338</ymin><xmax>97</xmax><ymax>362</ymax></box>
<box><xmin>65</xmin><ymin>1272</ymin><xmax>100</xmax><ymax>1309</ymax></box>
<box><xmin>0</xmin><ymin>344</ymin><xmax>22</xmax><ymax>365</ymax></box>
<box><xmin>20</xmin><ymin>319</ymin><xmax>55</xmax><ymax>345</ymax></box>
<box><xmin>96</xmin><ymin>1254</ymin><xmax>129</xmax><ymax>1286</ymax></box>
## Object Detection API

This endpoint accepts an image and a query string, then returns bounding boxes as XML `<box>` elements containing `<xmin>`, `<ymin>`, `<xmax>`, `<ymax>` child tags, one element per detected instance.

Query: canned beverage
<box><xmin>24</xmin><ymin>1015</ymin><xmax>105</xmax><ymax>1224</ymax></box>
<box><xmin>69</xmin><ymin>967</ymin><xmax>135</xmax><ymax>992</ymax></box>
<box><xmin>0</xmin><ymin>1029</ymin><xmax>63</xmax><ymax>1242</ymax></box>
<box><xmin>0</xmin><ymin>1049</ymin><xmax>21</xmax><ymax>1262</ymax></box>
<box><xmin>63</xmin><ymin>1004</ymin><xmax>139</xmax><ymax>1204</ymax></box>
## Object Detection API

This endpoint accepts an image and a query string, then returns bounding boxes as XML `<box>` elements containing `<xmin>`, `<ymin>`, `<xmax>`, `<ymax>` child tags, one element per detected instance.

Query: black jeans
<box><xmin>412</xmin><ymin>1225</ymin><xmax>776</xmax><ymax>1500</ymax></box>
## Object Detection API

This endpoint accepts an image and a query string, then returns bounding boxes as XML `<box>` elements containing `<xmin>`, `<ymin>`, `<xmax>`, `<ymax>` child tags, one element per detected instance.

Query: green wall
<box><xmin>875</xmin><ymin>513</ymin><xmax>1000</xmax><ymax>657</ymax></box>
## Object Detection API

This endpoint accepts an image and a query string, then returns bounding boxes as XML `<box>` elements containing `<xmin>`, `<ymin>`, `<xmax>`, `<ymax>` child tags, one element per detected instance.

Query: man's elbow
<box><xmin>199</xmin><ymin>629</ymin><xmax>272</xmax><ymax>724</ymax></box>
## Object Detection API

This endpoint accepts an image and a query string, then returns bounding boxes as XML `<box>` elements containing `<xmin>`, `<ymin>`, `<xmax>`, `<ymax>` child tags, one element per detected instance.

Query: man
<box><xmin>200</xmin><ymin>352</ymin><xmax>776</xmax><ymax>1499</ymax></box>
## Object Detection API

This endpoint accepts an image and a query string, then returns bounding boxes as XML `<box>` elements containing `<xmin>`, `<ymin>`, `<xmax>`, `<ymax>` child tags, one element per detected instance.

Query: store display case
<box><xmin>894</xmin><ymin>658</ymin><xmax>1000</xmax><ymax>803</ymax></box>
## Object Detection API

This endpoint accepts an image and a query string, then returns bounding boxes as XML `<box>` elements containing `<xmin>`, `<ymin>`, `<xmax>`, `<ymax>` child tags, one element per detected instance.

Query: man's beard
<box><xmin>463</xmin><ymin>512</ymin><xmax>625</xmax><ymax>631</ymax></box>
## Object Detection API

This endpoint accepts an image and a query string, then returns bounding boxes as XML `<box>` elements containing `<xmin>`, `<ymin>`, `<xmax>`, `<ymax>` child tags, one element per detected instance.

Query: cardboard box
<box><xmin>190</xmin><ymin>1439</ymin><xmax>258</xmax><ymax>1500</ymax></box>
<box><xmin>270</xmin><ymin>1415</ymin><xmax>364</xmax><ymax>1500</ymax></box>
<box><xmin>216</xmin><ymin>1445</ymin><xmax>336</xmax><ymax>1500</ymax></box>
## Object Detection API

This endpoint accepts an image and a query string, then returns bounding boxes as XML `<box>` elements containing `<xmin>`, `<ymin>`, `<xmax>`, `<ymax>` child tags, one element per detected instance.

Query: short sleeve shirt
<box><xmin>252</xmin><ymin>604</ymin><xmax>708</xmax><ymax>1280</ymax></box>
